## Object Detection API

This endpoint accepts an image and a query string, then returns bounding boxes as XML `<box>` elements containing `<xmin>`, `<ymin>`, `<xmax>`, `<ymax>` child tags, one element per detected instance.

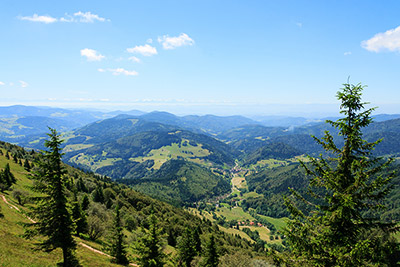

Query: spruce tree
<box><xmin>110</xmin><ymin>205</ymin><xmax>129</xmax><ymax>265</ymax></box>
<box><xmin>71</xmin><ymin>195</ymin><xmax>88</xmax><ymax>237</ymax></box>
<box><xmin>3</xmin><ymin>163</ymin><xmax>16</xmax><ymax>186</ymax></box>
<box><xmin>178</xmin><ymin>228</ymin><xmax>197</xmax><ymax>267</ymax></box>
<box><xmin>24</xmin><ymin>128</ymin><xmax>79</xmax><ymax>267</ymax></box>
<box><xmin>281</xmin><ymin>83</ymin><xmax>400</xmax><ymax>266</ymax></box>
<box><xmin>24</xmin><ymin>159</ymin><xmax>31</xmax><ymax>172</ymax></box>
<box><xmin>201</xmin><ymin>235</ymin><xmax>219</xmax><ymax>267</ymax></box>
<box><xmin>92</xmin><ymin>185</ymin><xmax>105</xmax><ymax>203</ymax></box>
<box><xmin>134</xmin><ymin>214</ymin><xmax>165</xmax><ymax>267</ymax></box>
<box><xmin>81</xmin><ymin>194</ymin><xmax>90</xmax><ymax>211</ymax></box>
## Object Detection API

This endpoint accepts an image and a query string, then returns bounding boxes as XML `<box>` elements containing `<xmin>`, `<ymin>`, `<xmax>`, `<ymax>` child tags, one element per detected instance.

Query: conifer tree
<box><xmin>134</xmin><ymin>214</ymin><xmax>165</xmax><ymax>267</ymax></box>
<box><xmin>24</xmin><ymin>128</ymin><xmax>79</xmax><ymax>267</ymax></box>
<box><xmin>71</xmin><ymin>195</ymin><xmax>88</xmax><ymax>237</ymax></box>
<box><xmin>178</xmin><ymin>227</ymin><xmax>197</xmax><ymax>267</ymax></box>
<box><xmin>281</xmin><ymin>83</ymin><xmax>400</xmax><ymax>266</ymax></box>
<box><xmin>81</xmin><ymin>194</ymin><xmax>90</xmax><ymax>211</ymax></box>
<box><xmin>110</xmin><ymin>205</ymin><xmax>129</xmax><ymax>265</ymax></box>
<box><xmin>24</xmin><ymin>159</ymin><xmax>31</xmax><ymax>172</ymax></box>
<box><xmin>92</xmin><ymin>185</ymin><xmax>105</xmax><ymax>203</ymax></box>
<box><xmin>1</xmin><ymin>163</ymin><xmax>16</xmax><ymax>187</ymax></box>
<box><xmin>193</xmin><ymin>226</ymin><xmax>202</xmax><ymax>254</ymax></box>
<box><xmin>201</xmin><ymin>235</ymin><xmax>219</xmax><ymax>267</ymax></box>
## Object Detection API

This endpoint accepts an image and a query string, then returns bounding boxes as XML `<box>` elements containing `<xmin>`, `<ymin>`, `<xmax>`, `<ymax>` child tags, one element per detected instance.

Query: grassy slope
<box><xmin>0</xmin><ymin>154</ymin><xmax>119</xmax><ymax>267</ymax></box>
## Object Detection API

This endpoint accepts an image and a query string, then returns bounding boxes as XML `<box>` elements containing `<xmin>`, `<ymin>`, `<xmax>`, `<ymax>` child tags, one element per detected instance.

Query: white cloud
<box><xmin>362</xmin><ymin>25</ymin><xmax>400</xmax><ymax>52</ymax></box>
<box><xmin>73</xmin><ymin>11</ymin><xmax>107</xmax><ymax>23</ymax></box>
<box><xmin>98</xmin><ymin>68</ymin><xmax>138</xmax><ymax>76</ymax></box>
<box><xmin>0</xmin><ymin>81</ymin><xmax>4</xmax><ymax>86</ymax></box>
<box><xmin>19</xmin><ymin>81</ymin><xmax>28</xmax><ymax>88</ymax></box>
<box><xmin>128</xmin><ymin>56</ymin><xmax>141</xmax><ymax>63</ymax></box>
<box><xmin>344</xmin><ymin>51</ymin><xmax>352</xmax><ymax>56</ymax></box>
<box><xmin>81</xmin><ymin>48</ymin><xmax>105</xmax><ymax>61</ymax></box>
<box><xmin>19</xmin><ymin>12</ymin><xmax>108</xmax><ymax>24</ymax></box>
<box><xmin>158</xmin><ymin>33</ymin><xmax>195</xmax><ymax>50</ymax></box>
<box><xmin>18</xmin><ymin>14</ymin><xmax>57</xmax><ymax>23</ymax></box>
<box><xmin>127</xmin><ymin>44</ymin><xmax>157</xmax><ymax>56</ymax></box>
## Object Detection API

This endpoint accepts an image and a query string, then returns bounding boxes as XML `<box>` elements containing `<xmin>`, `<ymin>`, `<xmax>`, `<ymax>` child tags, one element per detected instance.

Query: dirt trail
<box><xmin>1</xmin><ymin>193</ymin><xmax>139</xmax><ymax>266</ymax></box>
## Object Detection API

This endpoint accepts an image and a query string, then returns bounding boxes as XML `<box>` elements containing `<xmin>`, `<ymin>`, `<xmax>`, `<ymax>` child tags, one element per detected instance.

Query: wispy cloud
<box><xmin>81</xmin><ymin>48</ymin><xmax>105</xmax><ymax>61</ymax></box>
<box><xmin>158</xmin><ymin>33</ymin><xmax>195</xmax><ymax>50</ymax></box>
<box><xmin>362</xmin><ymin>25</ymin><xmax>400</xmax><ymax>52</ymax></box>
<box><xmin>19</xmin><ymin>81</ymin><xmax>28</xmax><ymax>88</ymax></box>
<box><xmin>0</xmin><ymin>81</ymin><xmax>5</xmax><ymax>86</ymax></box>
<box><xmin>98</xmin><ymin>68</ymin><xmax>138</xmax><ymax>76</ymax></box>
<box><xmin>72</xmin><ymin>11</ymin><xmax>107</xmax><ymax>23</ymax></box>
<box><xmin>128</xmin><ymin>56</ymin><xmax>141</xmax><ymax>63</ymax></box>
<box><xmin>19</xmin><ymin>14</ymin><xmax>57</xmax><ymax>24</ymax></box>
<box><xmin>127</xmin><ymin>44</ymin><xmax>157</xmax><ymax>56</ymax></box>
<box><xmin>18</xmin><ymin>11</ymin><xmax>109</xmax><ymax>24</ymax></box>
<box><xmin>344</xmin><ymin>51</ymin><xmax>352</xmax><ymax>56</ymax></box>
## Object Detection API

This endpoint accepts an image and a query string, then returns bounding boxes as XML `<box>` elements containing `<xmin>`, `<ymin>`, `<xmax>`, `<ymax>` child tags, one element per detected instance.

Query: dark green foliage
<box><xmin>245</xmin><ymin>163</ymin><xmax>309</xmax><ymax>218</ymax></box>
<box><xmin>0</xmin><ymin>163</ymin><xmax>16</xmax><ymax>191</ymax></box>
<box><xmin>178</xmin><ymin>227</ymin><xmax>198</xmax><ymax>267</ymax></box>
<box><xmin>201</xmin><ymin>235</ymin><xmax>219</xmax><ymax>267</ymax></box>
<box><xmin>167</xmin><ymin>227</ymin><xmax>177</xmax><ymax>247</ymax></box>
<box><xmin>126</xmin><ymin>160</ymin><xmax>231</xmax><ymax>206</ymax></box>
<box><xmin>134</xmin><ymin>214</ymin><xmax>165</xmax><ymax>267</ymax></box>
<box><xmin>76</xmin><ymin>177</ymin><xmax>87</xmax><ymax>192</ymax></box>
<box><xmin>281</xmin><ymin>83</ymin><xmax>400</xmax><ymax>266</ymax></box>
<box><xmin>110</xmin><ymin>205</ymin><xmax>129</xmax><ymax>265</ymax></box>
<box><xmin>23</xmin><ymin>159</ymin><xmax>31</xmax><ymax>171</ymax></box>
<box><xmin>71</xmin><ymin>198</ymin><xmax>88</xmax><ymax>237</ymax></box>
<box><xmin>81</xmin><ymin>194</ymin><xmax>90</xmax><ymax>211</ymax></box>
<box><xmin>92</xmin><ymin>185</ymin><xmax>105</xmax><ymax>203</ymax></box>
<box><xmin>193</xmin><ymin>226</ymin><xmax>202</xmax><ymax>254</ymax></box>
<box><xmin>243</xmin><ymin>142</ymin><xmax>303</xmax><ymax>165</ymax></box>
<box><xmin>24</xmin><ymin>128</ymin><xmax>79</xmax><ymax>267</ymax></box>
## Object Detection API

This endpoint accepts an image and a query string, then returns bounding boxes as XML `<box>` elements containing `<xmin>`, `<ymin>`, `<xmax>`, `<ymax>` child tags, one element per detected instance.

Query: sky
<box><xmin>1</xmin><ymin>0</ymin><xmax>400</xmax><ymax>117</ymax></box>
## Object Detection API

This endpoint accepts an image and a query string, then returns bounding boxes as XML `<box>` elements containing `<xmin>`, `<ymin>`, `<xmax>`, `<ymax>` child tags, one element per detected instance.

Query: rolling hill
<box><xmin>64</xmin><ymin>129</ymin><xmax>238</xmax><ymax>181</ymax></box>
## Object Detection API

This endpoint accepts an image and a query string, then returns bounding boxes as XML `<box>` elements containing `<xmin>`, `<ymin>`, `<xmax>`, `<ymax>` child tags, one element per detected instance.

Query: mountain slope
<box><xmin>64</xmin><ymin>129</ymin><xmax>238</xmax><ymax>180</ymax></box>
<box><xmin>124</xmin><ymin>160</ymin><xmax>231</xmax><ymax>205</ymax></box>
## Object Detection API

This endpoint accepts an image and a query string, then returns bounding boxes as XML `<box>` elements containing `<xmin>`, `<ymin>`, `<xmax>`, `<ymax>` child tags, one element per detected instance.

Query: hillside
<box><xmin>123</xmin><ymin>160</ymin><xmax>231</xmax><ymax>206</ymax></box>
<box><xmin>244</xmin><ymin>160</ymin><xmax>400</xmax><ymax>220</ymax></box>
<box><xmin>64</xmin><ymin>129</ymin><xmax>238</xmax><ymax>180</ymax></box>
<box><xmin>242</xmin><ymin>142</ymin><xmax>303</xmax><ymax>166</ymax></box>
<box><xmin>0</xmin><ymin>140</ymin><xmax>270</xmax><ymax>266</ymax></box>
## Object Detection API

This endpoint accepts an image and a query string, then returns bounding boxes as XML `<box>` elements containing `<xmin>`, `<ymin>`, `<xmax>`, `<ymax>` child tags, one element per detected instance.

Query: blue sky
<box><xmin>1</xmin><ymin>0</ymin><xmax>400</xmax><ymax>116</ymax></box>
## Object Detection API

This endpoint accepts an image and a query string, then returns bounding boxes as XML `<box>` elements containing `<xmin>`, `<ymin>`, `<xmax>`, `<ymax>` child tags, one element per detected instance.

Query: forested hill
<box><xmin>123</xmin><ymin>159</ymin><xmax>231</xmax><ymax>206</ymax></box>
<box><xmin>64</xmin><ymin>129</ymin><xmax>238</xmax><ymax>177</ymax></box>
